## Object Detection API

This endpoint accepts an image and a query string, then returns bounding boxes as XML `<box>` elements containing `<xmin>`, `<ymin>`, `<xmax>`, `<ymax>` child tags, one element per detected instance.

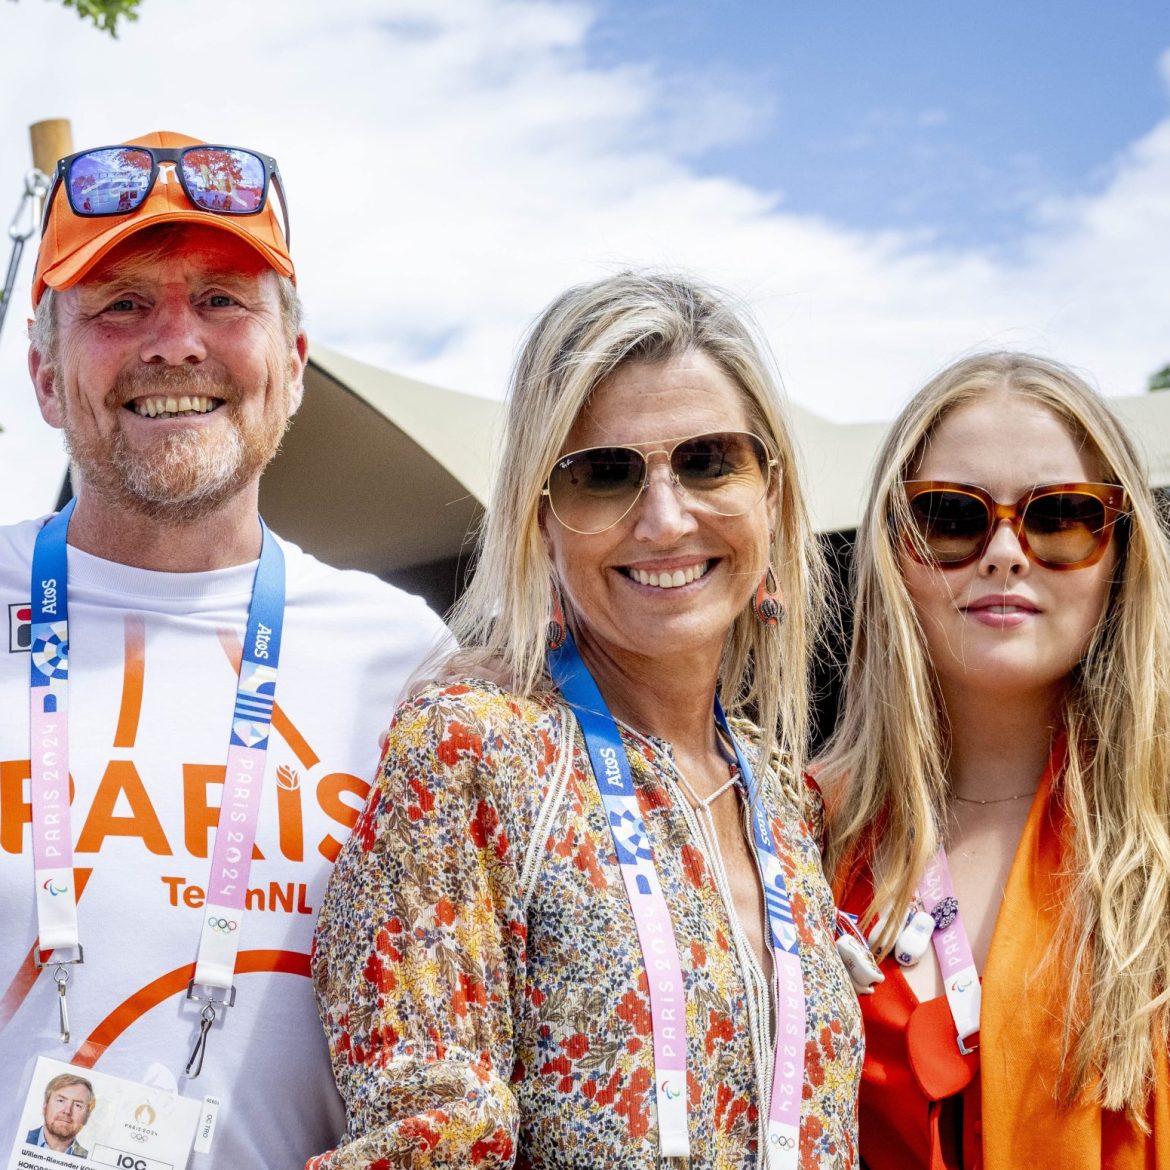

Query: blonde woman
<box><xmin>821</xmin><ymin>353</ymin><xmax>1170</xmax><ymax>1168</ymax></box>
<box><xmin>309</xmin><ymin>273</ymin><xmax>862</xmax><ymax>1168</ymax></box>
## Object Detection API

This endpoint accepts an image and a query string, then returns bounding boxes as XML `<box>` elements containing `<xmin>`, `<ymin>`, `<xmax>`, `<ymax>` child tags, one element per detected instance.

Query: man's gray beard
<box><xmin>60</xmin><ymin>367</ymin><xmax>291</xmax><ymax>524</ymax></box>
<box><xmin>102</xmin><ymin>423</ymin><xmax>253</xmax><ymax>523</ymax></box>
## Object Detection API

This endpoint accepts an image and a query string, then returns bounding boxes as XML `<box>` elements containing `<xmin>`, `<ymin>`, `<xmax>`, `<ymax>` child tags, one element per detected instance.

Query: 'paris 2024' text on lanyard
<box><xmin>549</xmin><ymin>634</ymin><xmax>806</xmax><ymax>1169</ymax></box>
<box><xmin>28</xmin><ymin>498</ymin><xmax>286</xmax><ymax>1078</ymax></box>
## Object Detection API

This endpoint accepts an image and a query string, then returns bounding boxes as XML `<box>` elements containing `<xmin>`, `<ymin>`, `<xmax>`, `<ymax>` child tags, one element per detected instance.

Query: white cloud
<box><xmin>2</xmin><ymin>0</ymin><xmax>1170</xmax><ymax>522</ymax></box>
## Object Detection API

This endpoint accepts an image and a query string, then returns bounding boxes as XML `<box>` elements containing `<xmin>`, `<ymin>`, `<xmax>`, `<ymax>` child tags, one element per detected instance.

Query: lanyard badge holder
<box><xmin>185</xmin><ymin>526</ymin><xmax>285</xmax><ymax>1076</ymax></box>
<box><xmin>27</xmin><ymin>502</ymin><xmax>286</xmax><ymax>1078</ymax></box>
<box><xmin>29</xmin><ymin>499</ymin><xmax>83</xmax><ymax>1043</ymax></box>
<box><xmin>549</xmin><ymin>635</ymin><xmax>806</xmax><ymax>1170</ymax></box>
<box><xmin>919</xmin><ymin>852</ymin><xmax>981</xmax><ymax>1054</ymax></box>
<box><xmin>862</xmin><ymin>853</ymin><xmax>981</xmax><ymax>1054</ymax></box>
<box><xmin>873</xmin><ymin>850</ymin><xmax>981</xmax><ymax>1053</ymax></box>
<box><xmin>719</xmin><ymin>700</ymin><xmax>805</xmax><ymax>1166</ymax></box>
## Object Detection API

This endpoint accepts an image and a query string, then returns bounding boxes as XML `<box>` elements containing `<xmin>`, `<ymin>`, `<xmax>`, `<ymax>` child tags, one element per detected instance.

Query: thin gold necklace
<box><xmin>953</xmin><ymin>789</ymin><xmax>1037</xmax><ymax>806</ymax></box>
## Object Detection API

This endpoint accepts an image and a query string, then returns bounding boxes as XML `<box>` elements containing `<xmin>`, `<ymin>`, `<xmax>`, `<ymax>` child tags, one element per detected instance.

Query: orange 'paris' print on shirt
<box><xmin>0</xmin><ymin>616</ymin><xmax>373</xmax><ymax>1038</ymax></box>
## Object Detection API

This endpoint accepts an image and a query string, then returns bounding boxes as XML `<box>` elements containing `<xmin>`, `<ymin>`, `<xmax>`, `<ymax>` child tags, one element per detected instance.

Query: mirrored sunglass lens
<box><xmin>548</xmin><ymin>447</ymin><xmax>644</xmax><ymax>531</ymax></box>
<box><xmin>673</xmin><ymin>433</ymin><xmax>768</xmax><ymax>514</ymax></box>
<box><xmin>68</xmin><ymin>148</ymin><xmax>153</xmax><ymax>215</ymax></box>
<box><xmin>181</xmin><ymin>148</ymin><xmax>267</xmax><ymax>213</ymax></box>
<box><xmin>910</xmin><ymin>491</ymin><xmax>989</xmax><ymax>561</ymax></box>
<box><xmin>1023</xmin><ymin>493</ymin><xmax>1105</xmax><ymax>563</ymax></box>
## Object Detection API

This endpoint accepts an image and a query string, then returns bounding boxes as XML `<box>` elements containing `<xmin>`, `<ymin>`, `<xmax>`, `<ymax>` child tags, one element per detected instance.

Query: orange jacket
<box><xmin>839</xmin><ymin>752</ymin><xmax>1170</xmax><ymax>1169</ymax></box>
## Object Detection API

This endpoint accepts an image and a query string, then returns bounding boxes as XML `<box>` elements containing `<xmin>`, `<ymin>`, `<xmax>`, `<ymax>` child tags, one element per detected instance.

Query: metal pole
<box><xmin>30</xmin><ymin>119</ymin><xmax>73</xmax><ymax>177</ymax></box>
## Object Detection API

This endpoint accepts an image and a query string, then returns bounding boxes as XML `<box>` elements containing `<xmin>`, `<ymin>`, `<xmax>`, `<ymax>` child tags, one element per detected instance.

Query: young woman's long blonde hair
<box><xmin>821</xmin><ymin>351</ymin><xmax>1170</xmax><ymax>1115</ymax></box>
<box><xmin>451</xmin><ymin>270</ymin><xmax>826</xmax><ymax>772</ymax></box>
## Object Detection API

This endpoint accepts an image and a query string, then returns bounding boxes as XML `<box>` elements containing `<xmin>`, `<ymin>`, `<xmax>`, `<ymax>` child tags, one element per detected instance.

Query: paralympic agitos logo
<box><xmin>9</xmin><ymin>603</ymin><xmax>31</xmax><ymax>652</ymax></box>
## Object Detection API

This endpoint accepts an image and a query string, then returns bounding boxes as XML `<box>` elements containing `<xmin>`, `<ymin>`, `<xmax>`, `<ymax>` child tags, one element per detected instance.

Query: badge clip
<box><xmin>53</xmin><ymin>965</ymin><xmax>71</xmax><ymax>1043</ymax></box>
<box><xmin>184</xmin><ymin>980</ymin><xmax>236</xmax><ymax>1079</ymax></box>
<box><xmin>33</xmin><ymin>946</ymin><xmax>83</xmax><ymax>1044</ymax></box>
<box><xmin>33</xmin><ymin>943</ymin><xmax>84</xmax><ymax>969</ymax></box>
<box><xmin>835</xmin><ymin>911</ymin><xmax>884</xmax><ymax>993</ymax></box>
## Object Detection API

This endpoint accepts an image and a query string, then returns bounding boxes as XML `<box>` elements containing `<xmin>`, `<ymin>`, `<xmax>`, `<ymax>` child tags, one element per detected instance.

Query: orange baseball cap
<box><xmin>32</xmin><ymin>130</ymin><xmax>295</xmax><ymax>306</ymax></box>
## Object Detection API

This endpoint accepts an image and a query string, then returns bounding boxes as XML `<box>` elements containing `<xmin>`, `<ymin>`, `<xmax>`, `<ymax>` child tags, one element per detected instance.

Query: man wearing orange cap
<box><xmin>0</xmin><ymin>132</ymin><xmax>450</xmax><ymax>1168</ymax></box>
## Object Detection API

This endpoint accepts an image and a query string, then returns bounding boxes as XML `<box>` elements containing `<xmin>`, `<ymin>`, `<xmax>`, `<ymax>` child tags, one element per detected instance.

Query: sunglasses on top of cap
<box><xmin>903</xmin><ymin>480</ymin><xmax>1127</xmax><ymax>571</ymax></box>
<box><xmin>42</xmin><ymin>145</ymin><xmax>290</xmax><ymax>243</ymax></box>
<box><xmin>543</xmin><ymin>430</ymin><xmax>777</xmax><ymax>535</ymax></box>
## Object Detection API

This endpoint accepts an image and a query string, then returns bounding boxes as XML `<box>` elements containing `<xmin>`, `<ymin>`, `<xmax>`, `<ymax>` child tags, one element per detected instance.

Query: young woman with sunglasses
<box><xmin>819</xmin><ymin>353</ymin><xmax>1170</xmax><ymax>1169</ymax></box>
<box><xmin>309</xmin><ymin>273</ymin><xmax>862</xmax><ymax>1168</ymax></box>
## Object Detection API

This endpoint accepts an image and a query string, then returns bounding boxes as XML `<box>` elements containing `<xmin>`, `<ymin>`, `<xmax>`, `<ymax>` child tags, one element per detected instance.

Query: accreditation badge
<box><xmin>8</xmin><ymin>1057</ymin><xmax>200</xmax><ymax>1170</ymax></box>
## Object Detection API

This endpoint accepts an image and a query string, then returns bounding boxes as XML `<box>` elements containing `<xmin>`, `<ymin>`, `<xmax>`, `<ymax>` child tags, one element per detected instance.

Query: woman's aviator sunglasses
<box><xmin>43</xmin><ymin>144</ymin><xmax>290</xmax><ymax>243</ymax></box>
<box><xmin>543</xmin><ymin>431</ymin><xmax>776</xmax><ymax>535</ymax></box>
<box><xmin>903</xmin><ymin>480</ymin><xmax>1127</xmax><ymax>571</ymax></box>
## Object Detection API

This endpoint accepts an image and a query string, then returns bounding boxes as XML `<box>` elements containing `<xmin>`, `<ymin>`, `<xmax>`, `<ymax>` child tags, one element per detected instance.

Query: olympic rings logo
<box><xmin>770</xmin><ymin>1133</ymin><xmax>797</xmax><ymax>1150</ymax></box>
<box><xmin>207</xmin><ymin>916</ymin><xmax>238</xmax><ymax>933</ymax></box>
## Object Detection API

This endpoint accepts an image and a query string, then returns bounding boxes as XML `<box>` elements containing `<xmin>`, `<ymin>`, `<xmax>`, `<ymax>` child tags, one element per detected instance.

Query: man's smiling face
<box><xmin>32</xmin><ymin>224</ymin><xmax>305</xmax><ymax>523</ymax></box>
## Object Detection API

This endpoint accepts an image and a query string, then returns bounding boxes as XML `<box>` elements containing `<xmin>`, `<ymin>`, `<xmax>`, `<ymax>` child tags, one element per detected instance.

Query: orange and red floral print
<box><xmin>309</xmin><ymin>683</ymin><xmax>861</xmax><ymax>1168</ymax></box>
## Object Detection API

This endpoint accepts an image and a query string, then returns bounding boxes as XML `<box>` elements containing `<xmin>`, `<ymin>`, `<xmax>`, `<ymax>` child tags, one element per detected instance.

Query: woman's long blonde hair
<box><xmin>821</xmin><ymin>351</ymin><xmax>1170</xmax><ymax>1115</ymax></box>
<box><xmin>451</xmin><ymin>270</ymin><xmax>826</xmax><ymax>772</ymax></box>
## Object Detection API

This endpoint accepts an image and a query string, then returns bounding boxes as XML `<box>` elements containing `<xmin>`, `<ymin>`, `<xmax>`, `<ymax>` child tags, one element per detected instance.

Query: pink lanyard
<box><xmin>550</xmin><ymin>635</ymin><xmax>806</xmax><ymax>1168</ymax></box>
<box><xmin>919</xmin><ymin>850</ymin><xmax>981</xmax><ymax>1054</ymax></box>
<box><xmin>27</xmin><ymin>502</ymin><xmax>286</xmax><ymax>1076</ymax></box>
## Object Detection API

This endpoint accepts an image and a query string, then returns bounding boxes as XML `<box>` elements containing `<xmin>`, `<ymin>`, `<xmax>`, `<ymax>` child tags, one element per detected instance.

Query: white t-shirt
<box><xmin>0</xmin><ymin>517</ymin><xmax>452</xmax><ymax>1168</ymax></box>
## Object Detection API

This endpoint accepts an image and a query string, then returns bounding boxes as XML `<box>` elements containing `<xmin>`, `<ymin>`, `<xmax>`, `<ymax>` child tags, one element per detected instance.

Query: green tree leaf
<box><xmin>1148</xmin><ymin>364</ymin><xmax>1170</xmax><ymax>393</ymax></box>
<box><xmin>7</xmin><ymin>0</ymin><xmax>143</xmax><ymax>37</ymax></box>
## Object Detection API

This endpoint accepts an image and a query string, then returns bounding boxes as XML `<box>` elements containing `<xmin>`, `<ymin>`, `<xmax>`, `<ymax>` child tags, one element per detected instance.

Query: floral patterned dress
<box><xmin>309</xmin><ymin>681</ymin><xmax>862</xmax><ymax>1168</ymax></box>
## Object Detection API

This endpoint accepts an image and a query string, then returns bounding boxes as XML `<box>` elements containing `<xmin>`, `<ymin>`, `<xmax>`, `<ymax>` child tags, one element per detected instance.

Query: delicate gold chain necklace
<box><xmin>953</xmin><ymin>789</ymin><xmax>1037</xmax><ymax>806</ymax></box>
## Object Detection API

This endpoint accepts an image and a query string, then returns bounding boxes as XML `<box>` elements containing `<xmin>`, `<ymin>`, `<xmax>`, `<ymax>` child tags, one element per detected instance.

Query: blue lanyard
<box><xmin>549</xmin><ymin>634</ymin><xmax>806</xmax><ymax>1167</ymax></box>
<box><xmin>713</xmin><ymin>699</ymin><xmax>802</xmax><ymax>959</ymax></box>
<box><xmin>27</xmin><ymin>502</ymin><xmax>286</xmax><ymax>1073</ymax></box>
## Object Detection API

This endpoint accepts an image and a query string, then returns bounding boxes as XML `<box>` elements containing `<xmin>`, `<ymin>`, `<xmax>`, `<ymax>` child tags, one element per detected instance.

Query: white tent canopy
<box><xmin>258</xmin><ymin>344</ymin><xmax>500</xmax><ymax>583</ymax></box>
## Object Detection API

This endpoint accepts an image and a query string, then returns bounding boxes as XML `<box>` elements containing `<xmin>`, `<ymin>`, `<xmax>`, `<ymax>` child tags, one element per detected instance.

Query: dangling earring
<box><xmin>547</xmin><ymin>581</ymin><xmax>568</xmax><ymax>650</ymax></box>
<box><xmin>752</xmin><ymin>564</ymin><xmax>784</xmax><ymax>627</ymax></box>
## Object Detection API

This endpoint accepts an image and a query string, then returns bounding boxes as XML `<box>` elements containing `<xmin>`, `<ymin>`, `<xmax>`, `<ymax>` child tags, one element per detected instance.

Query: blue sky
<box><xmin>590</xmin><ymin>1</ymin><xmax>1170</xmax><ymax>247</ymax></box>
<box><xmin>3</xmin><ymin>0</ymin><xmax>1170</xmax><ymax>517</ymax></box>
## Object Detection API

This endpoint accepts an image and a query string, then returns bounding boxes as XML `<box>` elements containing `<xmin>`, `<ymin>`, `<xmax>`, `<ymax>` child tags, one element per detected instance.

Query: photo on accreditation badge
<box><xmin>9</xmin><ymin>1057</ymin><xmax>200</xmax><ymax>1170</ymax></box>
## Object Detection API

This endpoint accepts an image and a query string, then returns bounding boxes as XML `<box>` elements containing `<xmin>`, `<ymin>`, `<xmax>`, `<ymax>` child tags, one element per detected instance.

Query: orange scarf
<box><xmin>980</xmin><ymin>761</ymin><xmax>1170</xmax><ymax>1168</ymax></box>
